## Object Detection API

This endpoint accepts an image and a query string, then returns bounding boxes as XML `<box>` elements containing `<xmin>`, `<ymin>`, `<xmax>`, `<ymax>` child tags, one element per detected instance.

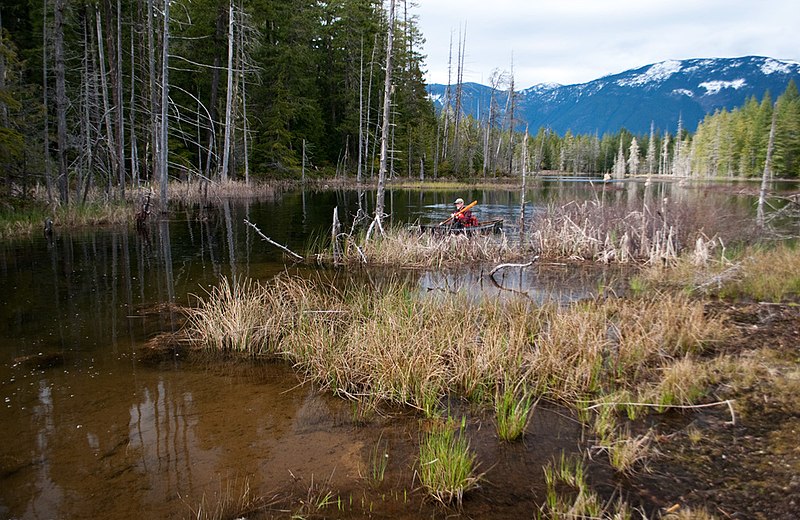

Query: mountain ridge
<box><xmin>427</xmin><ymin>56</ymin><xmax>800</xmax><ymax>136</ymax></box>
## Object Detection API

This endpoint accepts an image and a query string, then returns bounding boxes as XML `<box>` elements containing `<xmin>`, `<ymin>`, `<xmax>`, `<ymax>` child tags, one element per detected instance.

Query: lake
<box><xmin>0</xmin><ymin>177</ymin><xmax>789</xmax><ymax>518</ymax></box>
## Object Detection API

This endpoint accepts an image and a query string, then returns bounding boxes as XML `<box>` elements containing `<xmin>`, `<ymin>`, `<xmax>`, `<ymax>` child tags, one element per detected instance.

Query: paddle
<box><xmin>439</xmin><ymin>200</ymin><xmax>478</xmax><ymax>226</ymax></box>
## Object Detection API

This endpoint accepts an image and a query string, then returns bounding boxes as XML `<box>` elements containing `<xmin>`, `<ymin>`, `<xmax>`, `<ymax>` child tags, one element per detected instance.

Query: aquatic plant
<box><xmin>368</xmin><ymin>437</ymin><xmax>390</xmax><ymax>486</ymax></box>
<box><xmin>416</xmin><ymin>417</ymin><xmax>481</xmax><ymax>507</ymax></box>
<box><xmin>494</xmin><ymin>382</ymin><xmax>536</xmax><ymax>441</ymax></box>
<box><xmin>184</xmin><ymin>477</ymin><xmax>266</xmax><ymax>520</ymax></box>
<box><xmin>541</xmin><ymin>452</ymin><xmax>604</xmax><ymax>519</ymax></box>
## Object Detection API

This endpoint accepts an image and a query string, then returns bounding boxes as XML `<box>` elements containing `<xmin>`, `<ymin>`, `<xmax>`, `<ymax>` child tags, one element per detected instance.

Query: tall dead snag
<box><xmin>519</xmin><ymin>126</ymin><xmax>529</xmax><ymax>238</ymax></box>
<box><xmin>221</xmin><ymin>0</ymin><xmax>234</xmax><ymax>181</ymax></box>
<box><xmin>758</xmin><ymin>103</ymin><xmax>778</xmax><ymax>227</ymax></box>
<box><xmin>332</xmin><ymin>207</ymin><xmax>342</xmax><ymax>265</ymax></box>
<box><xmin>158</xmin><ymin>0</ymin><xmax>170</xmax><ymax>207</ymax></box>
<box><xmin>374</xmin><ymin>0</ymin><xmax>395</xmax><ymax>229</ymax></box>
<box><xmin>54</xmin><ymin>0</ymin><xmax>69</xmax><ymax>204</ymax></box>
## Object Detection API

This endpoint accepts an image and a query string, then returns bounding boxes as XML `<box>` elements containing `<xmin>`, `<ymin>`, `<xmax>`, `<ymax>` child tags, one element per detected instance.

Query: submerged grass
<box><xmin>416</xmin><ymin>417</ymin><xmax>480</xmax><ymax>507</ymax></box>
<box><xmin>494</xmin><ymin>382</ymin><xmax>536</xmax><ymax>441</ymax></box>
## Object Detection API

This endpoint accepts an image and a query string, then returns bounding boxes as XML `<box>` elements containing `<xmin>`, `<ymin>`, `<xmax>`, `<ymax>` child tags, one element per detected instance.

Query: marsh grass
<box><xmin>367</xmin><ymin>437</ymin><xmax>390</xmax><ymax>486</ymax></box>
<box><xmin>494</xmin><ymin>383</ymin><xmax>536</xmax><ymax>441</ymax></box>
<box><xmin>416</xmin><ymin>417</ymin><xmax>481</xmax><ymax>507</ymax></box>
<box><xmin>637</xmin><ymin>241</ymin><xmax>800</xmax><ymax>302</ymax></box>
<box><xmin>184</xmin><ymin>276</ymin><xmax>728</xmax><ymax>413</ymax></box>
<box><xmin>0</xmin><ymin>197</ymin><xmax>135</xmax><ymax>238</ymax></box>
<box><xmin>716</xmin><ymin>243</ymin><xmax>800</xmax><ymax>301</ymax></box>
<box><xmin>331</xmin><ymin>224</ymin><xmax>519</xmax><ymax>268</ymax></box>
<box><xmin>527</xmin><ymin>194</ymin><xmax>756</xmax><ymax>264</ymax></box>
<box><xmin>184</xmin><ymin>477</ymin><xmax>266</xmax><ymax>520</ymax></box>
<box><xmin>169</xmin><ymin>179</ymin><xmax>278</xmax><ymax>205</ymax></box>
<box><xmin>541</xmin><ymin>453</ymin><xmax>618</xmax><ymax>519</ymax></box>
<box><xmin>598</xmin><ymin>427</ymin><xmax>654</xmax><ymax>475</ymax></box>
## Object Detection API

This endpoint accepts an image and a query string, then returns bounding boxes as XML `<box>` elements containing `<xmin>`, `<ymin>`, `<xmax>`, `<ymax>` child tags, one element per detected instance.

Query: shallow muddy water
<box><xmin>0</xmin><ymin>179</ymin><xmax>787</xmax><ymax>518</ymax></box>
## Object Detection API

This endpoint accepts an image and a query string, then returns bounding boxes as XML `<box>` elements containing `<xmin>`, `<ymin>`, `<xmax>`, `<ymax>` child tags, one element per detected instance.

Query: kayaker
<box><xmin>452</xmin><ymin>198</ymin><xmax>478</xmax><ymax>228</ymax></box>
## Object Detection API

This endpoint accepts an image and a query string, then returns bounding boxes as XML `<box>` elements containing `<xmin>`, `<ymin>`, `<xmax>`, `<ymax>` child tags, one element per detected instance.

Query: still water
<box><xmin>0</xmin><ymin>179</ymin><xmax>781</xmax><ymax>518</ymax></box>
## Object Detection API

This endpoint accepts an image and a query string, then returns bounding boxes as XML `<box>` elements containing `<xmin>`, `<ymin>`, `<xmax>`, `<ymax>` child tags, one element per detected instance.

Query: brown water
<box><xmin>0</xmin><ymin>181</ymin><xmax>780</xmax><ymax>518</ymax></box>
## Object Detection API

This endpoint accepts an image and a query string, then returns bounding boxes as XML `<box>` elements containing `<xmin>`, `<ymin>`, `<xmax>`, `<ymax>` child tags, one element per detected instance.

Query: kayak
<box><xmin>412</xmin><ymin>218</ymin><xmax>504</xmax><ymax>236</ymax></box>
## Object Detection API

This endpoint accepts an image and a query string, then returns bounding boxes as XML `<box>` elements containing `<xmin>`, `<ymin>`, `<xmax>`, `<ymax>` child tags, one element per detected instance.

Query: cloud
<box><xmin>414</xmin><ymin>0</ymin><xmax>800</xmax><ymax>87</ymax></box>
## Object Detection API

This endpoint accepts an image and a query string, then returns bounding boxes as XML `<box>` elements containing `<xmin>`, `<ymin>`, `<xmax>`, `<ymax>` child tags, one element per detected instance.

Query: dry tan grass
<box><xmin>168</xmin><ymin>179</ymin><xmax>278</xmax><ymax>205</ymax></box>
<box><xmin>347</xmin><ymin>226</ymin><xmax>520</xmax><ymax>268</ymax></box>
<box><xmin>184</xmin><ymin>275</ymin><xmax>729</xmax><ymax>415</ymax></box>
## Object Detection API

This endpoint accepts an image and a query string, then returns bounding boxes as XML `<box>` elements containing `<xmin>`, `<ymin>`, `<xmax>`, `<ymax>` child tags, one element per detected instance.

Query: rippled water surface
<box><xmin>0</xmin><ymin>180</ymin><xmax>786</xmax><ymax>518</ymax></box>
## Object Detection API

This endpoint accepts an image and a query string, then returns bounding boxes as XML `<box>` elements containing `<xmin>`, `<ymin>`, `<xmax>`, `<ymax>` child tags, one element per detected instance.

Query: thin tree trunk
<box><xmin>147</xmin><ymin>0</ymin><xmax>158</xmax><ymax>185</ymax></box>
<box><xmin>240</xmin><ymin>2</ymin><xmax>249</xmax><ymax>185</ymax></box>
<box><xmin>96</xmin><ymin>8</ymin><xmax>115</xmax><ymax>196</ymax></box>
<box><xmin>116</xmin><ymin>0</ymin><xmax>126</xmax><ymax>198</ymax></box>
<box><xmin>159</xmin><ymin>0</ymin><xmax>170</xmax><ymax>206</ymax></box>
<box><xmin>363</xmin><ymin>33</ymin><xmax>377</xmax><ymax>180</ymax></box>
<box><xmin>221</xmin><ymin>0</ymin><xmax>234</xmax><ymax>181</ymax></box>
<box><xmin>54</xmin><ymin>0</ymin><xmax>69</xmax><ymax>204</ymax></box>
<box><xmin>129</xmin><ymin>28</ymin><xmax>139</xmax><ymax>188</ymax></box>
<box><xmin>757</xmin><ymin>103</ymin><xmax>778</xmax><ymax>227</ymax></box>
<box><xmin>357</xmin><ymin>36</ymin><xmax>364</xmax><ymax>183</ymax></box>
<box><xmin>519</xmin><ymin>126</ymin><xmax>528</xmax><ymax>237</ymax></box>
<box><xmin>375</xmin><ymin>0</ymin><xmax>395</xmax><ymax>223</ymax></box>
<box><xmin>507</xmin><ymin>56</ymin><xmax>515</xmax><ymax>174</ymax></box>
<box><xmin>43</xmin><ymin>0</ymin><xmax>54</xmax><ymax>202</ymax></box>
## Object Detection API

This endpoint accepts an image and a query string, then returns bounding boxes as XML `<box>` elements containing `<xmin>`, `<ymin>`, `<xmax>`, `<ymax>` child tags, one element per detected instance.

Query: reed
<box><xmin>541</xmin><ymin>453</ymin><xmax>604</xmax><ymax>519</ymax></box>
<box><xmin>716</xmin><ymin>243</ymin><xmax>800</xmax><ymax>302</ymax></box>
<box><xmin>636</xmin><ymin>241</ymin><xmax>800</xmax><ymax>302</ymax></box>
<box><xmin>601</xmin><ymin>428</ymin><xmax>653</xmax><ymax>475</ymax></box>
<box><xmin>527</xmin><ymin>194</ymin><xmax>756</xmax><ymax>264</ymax></box>
<box><xmin>340</xmin><ymin>225</ymin><xmax>519</xmax><ymax>268</ymax></box>
<box><xmin>0</xmin><ymin>199</ymin><xmax>135</xmax><ymax>238</ymax></box>
<box><xmin>417</xmin><ymin>417</ymin><xmax>480</xmax><ymax>507</ymax></box>
<box><xmin>494</xmin><ymin>382</ymin><xmax>536</xmax><ymax>441</ymax></box>
<box><xmin>184</xmin><ymin>477</ymin><xmax>265</xmax><ymax>520</ymax></box>
<box><xmin>184</xmin><ymin>275</ymin><xmax>728</xmax><ymax>414</ymax></box>
<box><xmin>169</xmin><ymin>179</ymin><xmax>278</xmax><ymax>204</ymax></box>
<box><xmin>368</xmin><ymin>437</ymin><xmax>390</xmax><ymax>486</ymax></box>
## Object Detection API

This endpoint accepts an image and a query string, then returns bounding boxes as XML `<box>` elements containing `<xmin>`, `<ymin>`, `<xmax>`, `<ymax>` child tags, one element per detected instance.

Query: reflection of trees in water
<box><xmin>417</xmin><ymin>265</ymin><xmax>630</xmax><ymax>305</ymax></box>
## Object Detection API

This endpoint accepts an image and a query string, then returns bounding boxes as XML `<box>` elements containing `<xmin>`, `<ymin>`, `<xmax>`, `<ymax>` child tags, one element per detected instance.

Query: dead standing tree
<box><xmin>370</xmin><ymin>0</ymin><xmax>395</xmax><ymax>239</ymax></box>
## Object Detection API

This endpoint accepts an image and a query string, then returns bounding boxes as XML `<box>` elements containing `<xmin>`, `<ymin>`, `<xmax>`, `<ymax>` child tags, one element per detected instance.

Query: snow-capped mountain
<box><xmin>427</xmin><ymin>56</ymin><xmax>800</xmax><ymax>135</ymax></box>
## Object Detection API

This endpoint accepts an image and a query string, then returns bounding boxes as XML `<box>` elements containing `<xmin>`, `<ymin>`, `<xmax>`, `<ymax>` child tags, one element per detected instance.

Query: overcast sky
<box><xmin>413</xmin><ymin>0</ymin><xmax>800</xmax><ymax>88</ymax></box>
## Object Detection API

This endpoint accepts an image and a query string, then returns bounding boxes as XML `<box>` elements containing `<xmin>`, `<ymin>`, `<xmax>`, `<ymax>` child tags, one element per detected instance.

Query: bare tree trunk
<box><xmin>442</xmin><ymin>31</ymin><xmax>452</xmax><ymax>161</ymax></box>
<box><xmin>159</xmin><ymin>0</ymin><xmax>170</xmax><ymax>206</ymax></box>
<box><xmin>240</xmin><ymin>1</ymin><xmax>249</xmax><ymax>185</ymax></box>
<box><xmin>116</xmin><ymin>0</ymin><xmax>126</xmax><ymax>198</ymax></box>
<box><xmin>757</xmin><ymin>103</ymin><xmax>778</xmax><ymax>227</ymax></box>
<box><xmin>363</xmin><ymin>33</ymin><xmax>377</xmax><ymax>182</ymax></box>
<box><xmin>519</xmin><ymin>126</ymin><xmax>529</xmax><ymax>237</ymax></box>
<box><xmin>96</xmin><ymin>8</ymin><xmax>115</xmax><ymax>196</ymax></box>
<box><xmin>357</xmin><ymin>36</ymin><xmax>364</xmax><ymax>183</ymax></box>
<box><xmin>129</xmin><ymin>28</ymin><xmax>139</xmax><ymax>188</ymax></box>
<box><xmin>43</xmin><ymin>0</ymin><xmax>54</xmax><ymax>202</ymax></box>
<box><xmin>221</xmin><ymin>0</ymin><xmax>234</xmax><ymax>181</ymax></box>
<box><xmin>147</xmin><ymin>0</ymin><xmax>158</xmax><ymax>185</ymax></box>
<box><xmin>205</xmin><ymin>6</ymin><xmax>226</xmax><ymax>179</ymax></box>
<box><xmin>452</xmin><ymin>24</ymin><xmax>465</xmax><ymax>174</ymax></box>
<box><xmin>54</xmin><ymin>0</ymin><xmax>69</xmax><ymax>204</ymax></box>
<box><xmin>507</xmin><ymin>55</ymin><xmax>515</xmax><ymax>174</ymax></box>
<box><xmin>375</xmin><ymin>0</ymin><xmax>395</xmax><ymax>224</ymax></box>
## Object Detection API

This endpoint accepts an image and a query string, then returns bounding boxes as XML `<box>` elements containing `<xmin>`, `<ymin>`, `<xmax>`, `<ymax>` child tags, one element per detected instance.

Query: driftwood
<box><xmin>489</xmin><ymin>259</ymin><xmax>537</xmax><ymax>278</ymax></box>
<box><xmin>585</xmin><ymin>399</ymin><xmax>736</xmax><ymax>425</ymax></box>
<box><xmin>243</xmin><ymin>219</ymin><xmax>303</xmax><ymax>261</ymax></box>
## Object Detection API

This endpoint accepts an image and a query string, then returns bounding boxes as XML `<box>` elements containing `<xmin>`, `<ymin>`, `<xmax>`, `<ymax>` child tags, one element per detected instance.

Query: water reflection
<box><xmin>417</xmin><ymin>263</ymin><xmax>632</xmax><ymax>304</ymax></box>
<box><xmin>0</xmin><ymin>180</ymin><xmax>788</xmax><ymax>518</ymax></box>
